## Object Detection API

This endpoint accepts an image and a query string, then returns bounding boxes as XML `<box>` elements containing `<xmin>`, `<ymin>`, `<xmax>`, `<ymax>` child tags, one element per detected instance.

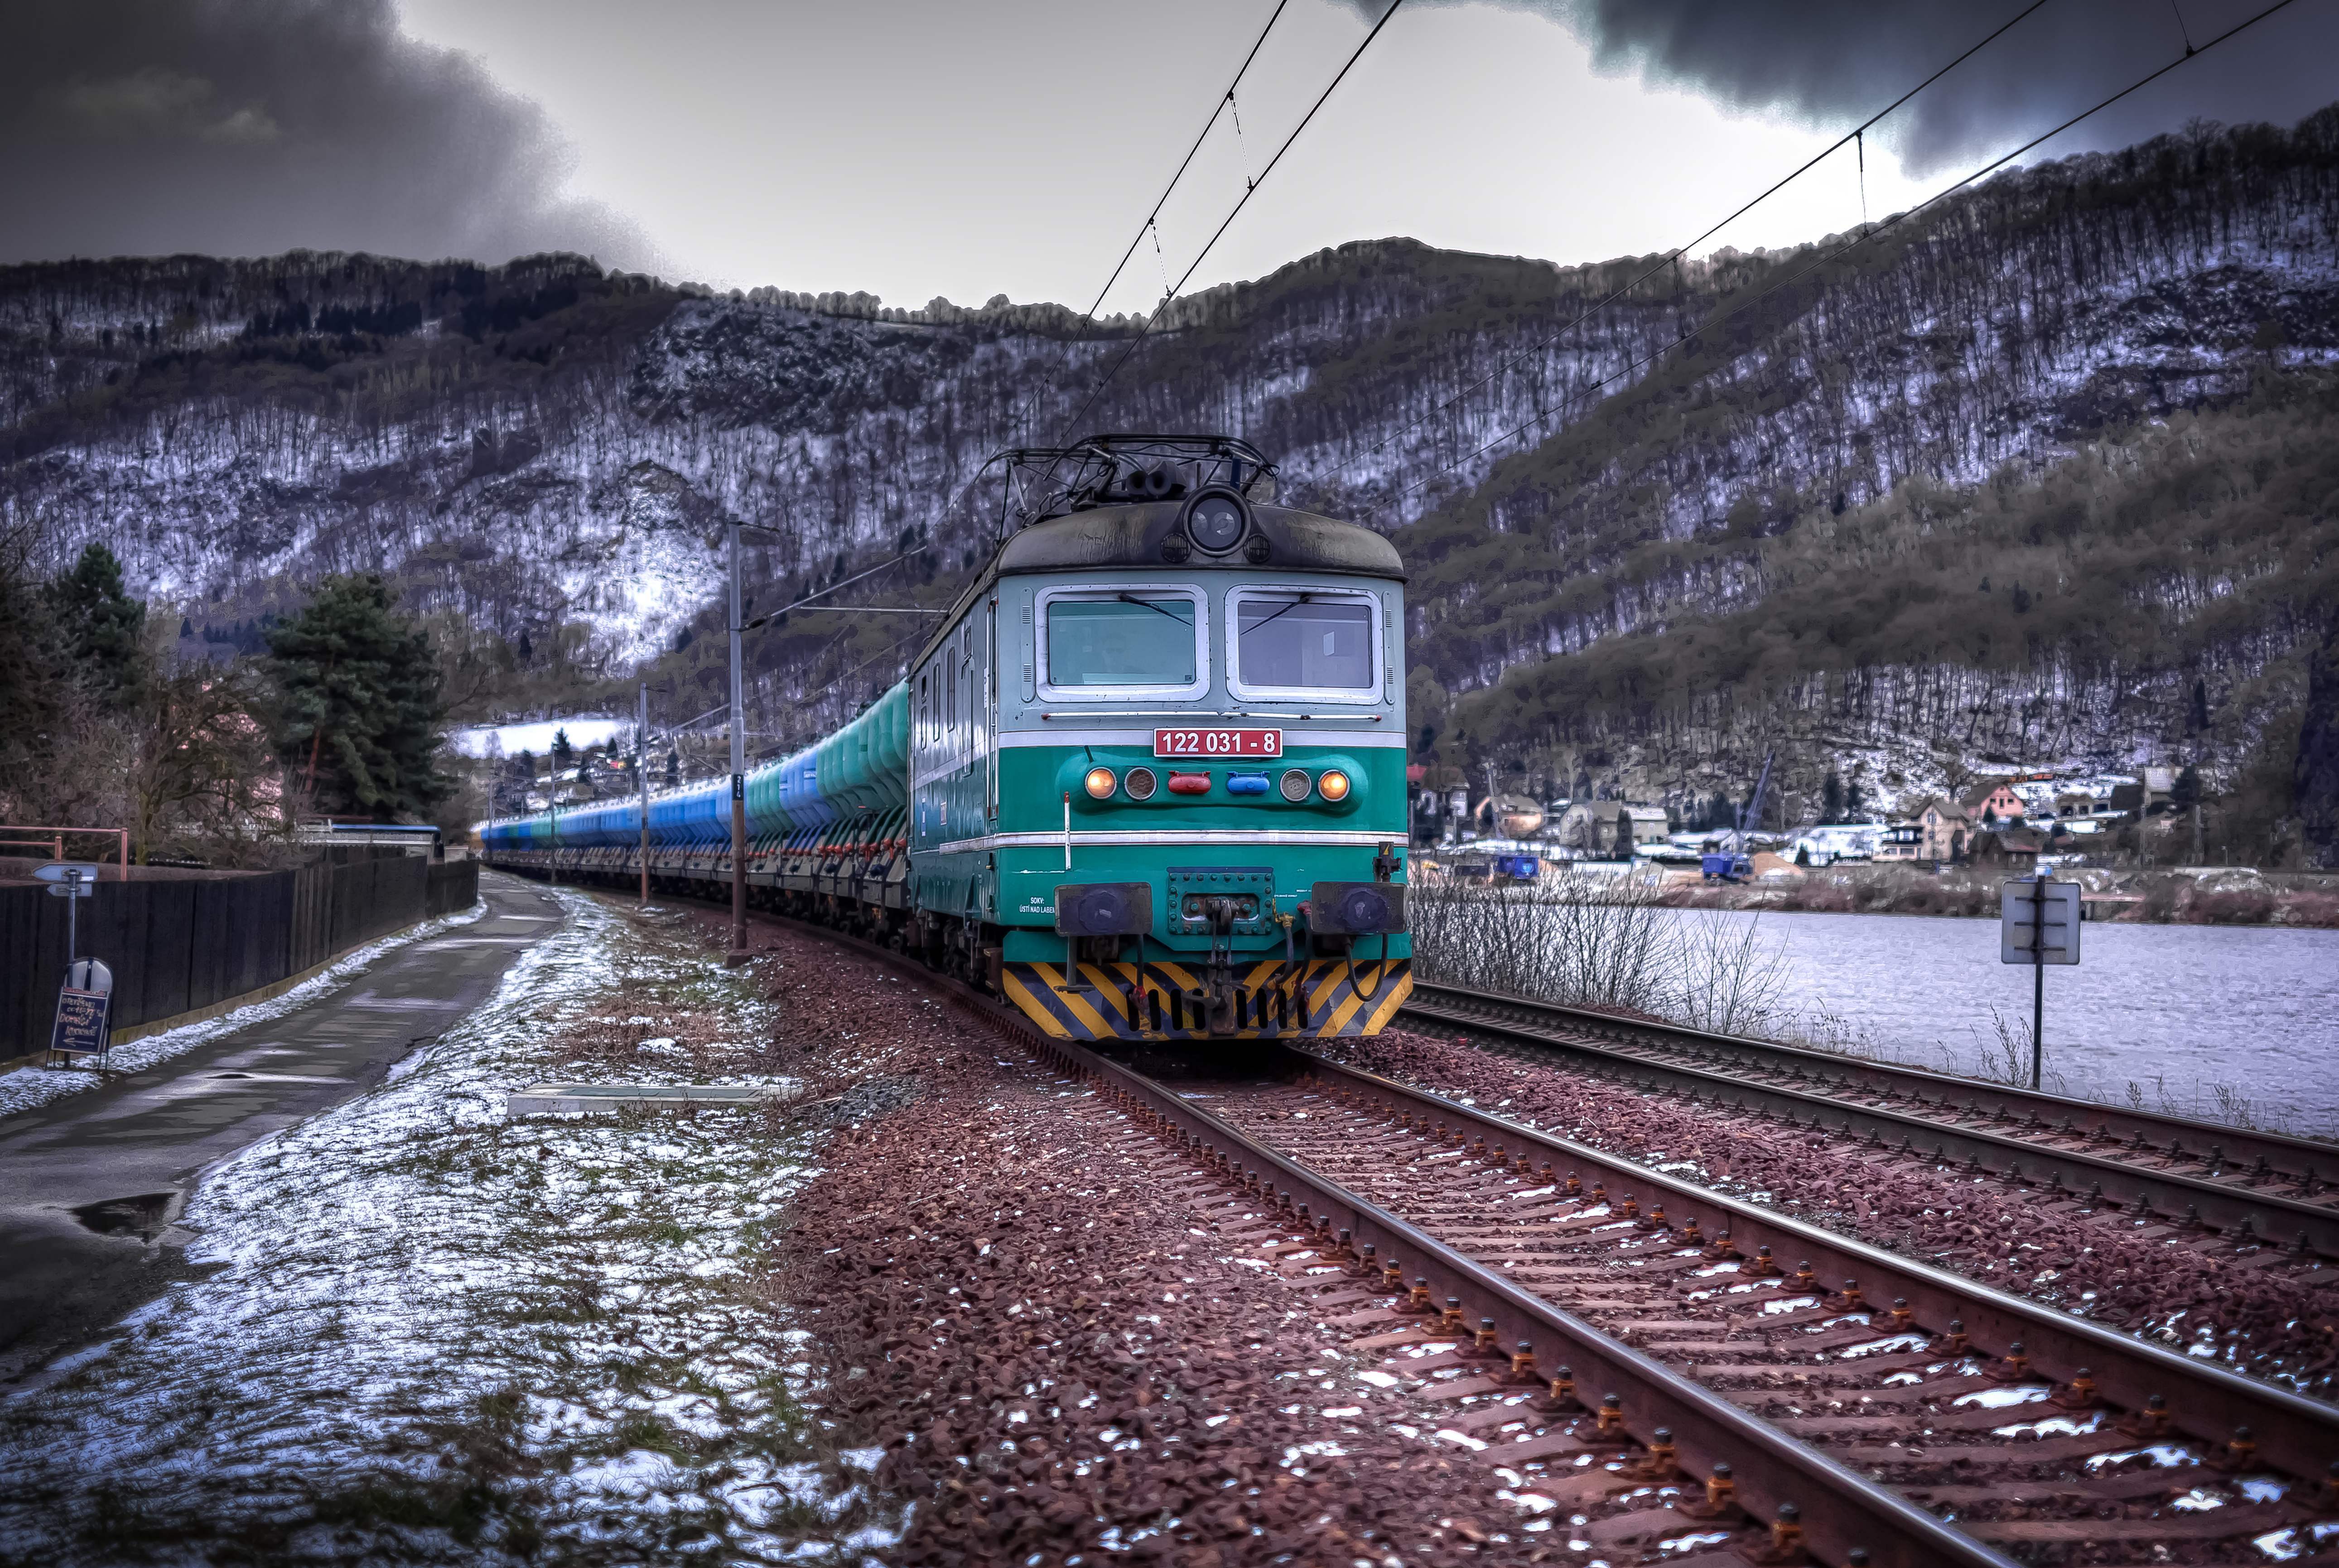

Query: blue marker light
<box><xmin>1226</xmin><ymin>773</ymin><xmax>1271</xmax><ymax>795</ymax></box>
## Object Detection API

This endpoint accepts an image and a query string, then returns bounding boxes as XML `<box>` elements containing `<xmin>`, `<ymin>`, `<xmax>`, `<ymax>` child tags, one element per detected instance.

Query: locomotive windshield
<box><xmin>1230</xmin><ymin>589</ymin><xmax>1377</xmax><ymax>696</ymax></box>
<box><xmin>1042</xmin><ymin>589</ymin><xmax>1204</xmax><ymax>691</ymax></box>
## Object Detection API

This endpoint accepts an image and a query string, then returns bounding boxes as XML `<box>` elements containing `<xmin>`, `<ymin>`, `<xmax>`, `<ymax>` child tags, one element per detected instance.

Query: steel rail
<box><xmin>1027</xmin><ymin>1039</ymin><xmax>2016</xmax><ymax>1568</ymax></box>
<box><xmin>1285</xmin><ymin>1046</ymin><xmax>2339</xmax><ymax>1486</ymax></box>
<box><xmin>1403</xmin><ymin>980</ymin><xmax>2339</xmax><ymax>1259</ymax></box>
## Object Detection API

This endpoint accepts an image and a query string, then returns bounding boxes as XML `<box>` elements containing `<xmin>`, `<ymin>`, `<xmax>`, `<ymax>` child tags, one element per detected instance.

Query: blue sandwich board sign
<box><xmin>51</xmin><ymin>986</ymin><xmax>112</xmax><ymax>1061</ymax></box>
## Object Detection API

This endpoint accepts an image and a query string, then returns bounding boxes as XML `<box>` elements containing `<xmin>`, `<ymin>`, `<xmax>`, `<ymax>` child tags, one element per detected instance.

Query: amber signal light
<box><xmin>1084</xmin><ymin>767</ymin><xmax>1118</xmax><ymax>799</ymax></box>
<box><xmin>1317</xmin><ymin>769</ymin><xmax>1352</xmax><ymax>802</ymax></box>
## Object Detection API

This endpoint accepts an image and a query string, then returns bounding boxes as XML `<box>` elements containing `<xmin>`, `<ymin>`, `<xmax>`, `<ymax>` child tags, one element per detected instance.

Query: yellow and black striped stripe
<box><xmin>1001</xmin><ymin>957</ymin><xmax>1412</xmax><ymax>1042</ymax></box>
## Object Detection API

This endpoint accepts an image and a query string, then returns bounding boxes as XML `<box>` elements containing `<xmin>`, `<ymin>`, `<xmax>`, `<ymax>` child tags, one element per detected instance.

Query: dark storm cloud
<box><xmin>1365</xmin><ymin>0</ymin><xmax>2339</xmax><ymax>173</ymax></box>
<box><xmin>0</xmin><ymin>0</ymin><xmax>651</xmax><ymax>266</ymax></box>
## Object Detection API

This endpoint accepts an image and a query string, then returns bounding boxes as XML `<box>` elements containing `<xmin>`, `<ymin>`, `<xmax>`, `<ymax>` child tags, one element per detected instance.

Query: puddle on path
<box><xmin>69</xmin><ymin>1192</ymin><xmax>177</xmax><ymax>1240</ymax></box>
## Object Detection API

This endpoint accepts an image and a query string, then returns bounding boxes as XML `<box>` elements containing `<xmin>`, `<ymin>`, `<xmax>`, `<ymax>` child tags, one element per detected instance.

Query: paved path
<box><xmin>0</xmin><ymin>870</ymin><xmax>565</xmax><ymax>1385</ymax></box>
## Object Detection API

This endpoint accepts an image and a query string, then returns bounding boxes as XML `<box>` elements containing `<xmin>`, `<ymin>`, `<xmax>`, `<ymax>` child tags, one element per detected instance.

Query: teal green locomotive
<box><xmin>480</xmin><ymin>434</ymin><xmax>1413</xmax><ymax>1042</ymax></box>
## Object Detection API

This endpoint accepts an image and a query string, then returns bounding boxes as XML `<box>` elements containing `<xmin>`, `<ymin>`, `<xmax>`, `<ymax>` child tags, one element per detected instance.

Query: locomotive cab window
<box><xmin>1037</xmin><ymin>586</ymin><xmax>1207</xmax><ymax>699</ymax></box>
<box><xmin>1226</xmin><ymin>587</ymin><xmax>1379</xmax><ymax>701</ymax></box>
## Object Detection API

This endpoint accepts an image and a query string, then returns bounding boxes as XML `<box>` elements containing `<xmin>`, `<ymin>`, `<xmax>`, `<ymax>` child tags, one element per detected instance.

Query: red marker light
<box><xmin>1167</xmin><ymin>772</ymin><xmax>1213</xmax><ymax>795</ymax></box>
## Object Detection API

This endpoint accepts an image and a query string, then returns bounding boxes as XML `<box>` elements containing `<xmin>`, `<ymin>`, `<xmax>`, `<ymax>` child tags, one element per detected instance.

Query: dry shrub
<box><xmin>1411</xmin><ymin>877</ymin><xmax>1788</xmax><ymax>1036</ymax></box>
<box><xmin>2192</xmin><ymin>888</ymin><xmax>2277</xmax><ymax>924</ymax></box>
<box><xmin>2285</xmin><ymin>892</ymin><xmax>2339</xmax><ymax>926</ymax></box>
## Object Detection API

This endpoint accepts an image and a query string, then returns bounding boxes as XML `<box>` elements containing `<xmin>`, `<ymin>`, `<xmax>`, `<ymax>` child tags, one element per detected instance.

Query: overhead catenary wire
<box><xmin>1321</xmin><ymin>0</ymin><xmax>2059</xmax><ymax>488</ymax></box>
<box><xmin>1054</xmin><ymin>0</ymin><xmax>1409</xmax><ymax>445</ymax></box>
<box><xmin>1072</xmin><ymin>0</ymin><xmax>1293</xmax><ymax>328</ymax></box>
<box><xmin>1372</xmin><ymin>0</ymin><xmax>2305</xmax><ymax>515</ymax></box>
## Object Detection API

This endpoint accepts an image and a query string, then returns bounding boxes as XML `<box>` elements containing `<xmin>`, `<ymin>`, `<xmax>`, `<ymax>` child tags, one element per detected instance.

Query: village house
<box><xmin>1877</xmin><ymin>797</ymin><xmax>1972</xmax><ymax>863</ymax></box>
<box><xmin>1875</xmin><ymin>821</ymin><xmax>1925</xmax><ymax>862</ymax></box>
<box><xmin>1968</xmin><ymin>825</ymin><xmax>2046</xmax><ymax>869</ymax></box>
<box><xmin>1961</xmin><ymin>779</ymin><xmax>2028</xmax><ymax>826</ymax></box>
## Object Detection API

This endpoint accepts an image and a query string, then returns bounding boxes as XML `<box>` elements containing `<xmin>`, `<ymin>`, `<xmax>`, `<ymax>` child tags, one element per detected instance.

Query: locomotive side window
<box><xmin>1037</xmin><ymin>586</ymin><xmax>1207</xmax><ymax>699</ymax></box>
<box><xmin>1227</xmin><ymin>587</ymin><xmax>1379</xmax><ymax>700</ymax></box>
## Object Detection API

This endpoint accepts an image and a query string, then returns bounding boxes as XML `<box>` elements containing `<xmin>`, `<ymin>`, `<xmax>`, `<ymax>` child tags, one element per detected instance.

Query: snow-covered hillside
<box><xmin>2</xmin><ymin>112</ymin><xmax>2334</xmax><ymax>796</ymax></box>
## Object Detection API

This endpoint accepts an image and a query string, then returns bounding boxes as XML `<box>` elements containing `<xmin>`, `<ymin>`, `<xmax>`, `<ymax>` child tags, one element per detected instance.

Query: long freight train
<box><xmin>480</xmin><ymin>434</ymin><xmax>1412</xmax><ymax>1043</ymax></box>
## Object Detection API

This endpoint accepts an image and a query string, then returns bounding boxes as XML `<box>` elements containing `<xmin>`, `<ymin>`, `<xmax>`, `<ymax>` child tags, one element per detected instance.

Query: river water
<box><xmin>1713</xmin><ymin>910</ymin><xmax>2339</xmax><ymax>1137</ymax></box>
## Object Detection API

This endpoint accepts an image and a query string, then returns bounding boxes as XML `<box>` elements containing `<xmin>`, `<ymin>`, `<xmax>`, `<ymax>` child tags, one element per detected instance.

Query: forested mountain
<box><xmin>3</xmin><ymin>109</ymin><xmax>2334</xmax><ymax>837</ymax></box>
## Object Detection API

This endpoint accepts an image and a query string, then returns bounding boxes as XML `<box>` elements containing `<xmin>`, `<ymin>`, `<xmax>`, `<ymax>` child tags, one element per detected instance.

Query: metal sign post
<box><xmin>2001</xmin><ymin>874</ymin><xmax>2081</xmax><ymax>1088</ymax></box>
<box><xmin>34</xmin><ymin>862</ymin><xmax>101</xmax><ymax>967</ymax></box>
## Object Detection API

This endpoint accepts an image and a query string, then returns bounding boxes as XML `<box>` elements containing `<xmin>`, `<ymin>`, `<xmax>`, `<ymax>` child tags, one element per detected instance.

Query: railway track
<box><xmin>685</xmin><ymin>890</ymin><xmax>2339</xmax><ymax>1568</ymax></box>
<box><xmin>1403</xmin><ymin>979</ymin><xmax>2339</xmax><ymax>1262</ymax></box>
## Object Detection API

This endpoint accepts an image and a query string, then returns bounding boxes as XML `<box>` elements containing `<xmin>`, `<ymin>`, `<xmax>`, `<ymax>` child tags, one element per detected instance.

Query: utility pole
<box><xmin>638</xmin><ymin>680</ymin><xmax>651</xmax><ymax>906</ymax></box>
<box><xmin>726</xmin><ymin>521</ymin><xmax>749</xmax><ymax>965</ymax></box>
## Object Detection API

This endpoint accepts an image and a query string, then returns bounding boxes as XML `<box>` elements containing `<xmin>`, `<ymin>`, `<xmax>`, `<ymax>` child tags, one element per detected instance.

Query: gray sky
<box><xmin>5</xmin><ymin>0</ymin><xmax>2333</xmax><ymax>309</ymax></box>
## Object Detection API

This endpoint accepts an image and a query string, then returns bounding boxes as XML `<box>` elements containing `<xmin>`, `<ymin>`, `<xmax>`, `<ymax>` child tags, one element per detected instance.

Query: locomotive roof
<box><xmin>993</xmin><ymin>501</ymin><xmax>1406</xmax><ymax>582</ymax></box>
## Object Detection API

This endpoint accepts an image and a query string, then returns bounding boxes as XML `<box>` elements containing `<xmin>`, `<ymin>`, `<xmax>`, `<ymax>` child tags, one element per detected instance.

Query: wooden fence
<box><xmin>0</xmin><ymin>852</ymin><xmax>479</xmax><ymax>1058</ymax></box>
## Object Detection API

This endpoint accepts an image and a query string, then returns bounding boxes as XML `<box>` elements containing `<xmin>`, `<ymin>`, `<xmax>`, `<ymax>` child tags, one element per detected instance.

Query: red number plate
<box><xmin>1153</xmin><ymin>728</ymin><xmax>1282</xmax><ymax>758</ymax></box>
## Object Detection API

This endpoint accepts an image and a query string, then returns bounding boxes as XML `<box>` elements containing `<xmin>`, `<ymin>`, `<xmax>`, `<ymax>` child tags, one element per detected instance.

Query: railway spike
<box><xmin>1887</xmin><ymin>1298</ymin><xmax>1913</xmax><ymax>1329</ymax></box>
<box><xmin>2213</xmin><ymin>1426</ymin><xmax>2259</xmax><ymax>1473</ymax></box>
<box><xmin>2117</xmin><ymin>1393</ymin><xmax>2170</xmax><ymax>1438</ymax></box>
<box><xmin>1541</xmin><ymin>1364</ymin><xmax>1580</xmax><ymax>1412</ymax></box>
<box><xmin>1473</xmin><ymin>1317</ymin><xmax>1500</xmax><ymax>1357</ymax></box>
<box><xmin>1762</xmin><ymin>1503</ymin><xmax>1804</xmax><ymax>1563</ymax></box>
<box><xmin>2057</xmin><ymin>1368</ymin><xmax>2097</xmax><ymax>1410</ymax></box>
<box><xmin>1507</xmin><ymin>1341</ymin><xmax>1537</xmax><ymax>1384</ymax></box>
<box><xmin>1632</xmin><ymin>1427</ymin><xmax>1679</xmax><ymax>1480</ymax></box>
<box><xmin>1681</xmin><ymin>1462</ymin><xmax>1734</xmax><ymax>1520</ymax></box>
<box><xmin>1998</xmin><ymin>1341</ymin><xmax>2030</xmax><ymax>1381</ymax></box>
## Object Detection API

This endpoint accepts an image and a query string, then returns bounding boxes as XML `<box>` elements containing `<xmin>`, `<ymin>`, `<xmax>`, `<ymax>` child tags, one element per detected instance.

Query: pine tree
<box><xmin>1821</xmin><ymin>769</ymin><xmax>1844</xmax><ymax>824</ymax></box>
<box><xmin>265</xmin><ymin>574</ymin><xmax>451</xmax><ymax>821</ymax></box>
<box><xmin>552</xmin><ymin>728</ymin><xmax>575</xmax><ymax>771</ymax></box>
<box><xmin>47</xmin><ymin>542</ymin><xmax>146</xmax><ymax>705</ymax></box>
<box><xmin>2172</xmin><ymin>764</ymin><xmax>2203</xmax><ymax>812</ymax></box>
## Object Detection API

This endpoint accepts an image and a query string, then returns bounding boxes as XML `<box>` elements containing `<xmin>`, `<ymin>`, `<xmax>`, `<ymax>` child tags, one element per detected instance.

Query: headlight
<box><xmin>1123</xmin><ymin>766</ymin><xmax>1158</xmax><ymax>801</ymax></box>
<box><xmin>1279</xmin><ymin>768</ymin><xmax>1312</xmax><ymax>801</ymax></box>
<box><xmin>1084</xmin><ymin>767</ymin><xmax>1118</xmax><ymax>800</ymax></box>
<box><xmin>1317</xmin><ymin>769</ymin><xmax>1351</xmax><ymax>802</ymax></box>
<box><xmin>1183</xmin><ymin>487</ymin><xmax>1249</xmax><ymax>553</ymax></box>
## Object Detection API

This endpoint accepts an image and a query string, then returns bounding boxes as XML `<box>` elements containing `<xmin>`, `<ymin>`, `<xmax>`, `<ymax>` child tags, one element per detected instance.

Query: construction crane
<box><xmin>1702</xmin><ymin>750</ymin><xmax>1775</xmax><ymax>883</ymax></box>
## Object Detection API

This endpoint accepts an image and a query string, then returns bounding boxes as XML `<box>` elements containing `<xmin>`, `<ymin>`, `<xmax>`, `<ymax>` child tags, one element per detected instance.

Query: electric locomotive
<box><xmin>479</xmin><ymin>433</ymin><xmax>1412</xmax><ymax>1043</ymax></box>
